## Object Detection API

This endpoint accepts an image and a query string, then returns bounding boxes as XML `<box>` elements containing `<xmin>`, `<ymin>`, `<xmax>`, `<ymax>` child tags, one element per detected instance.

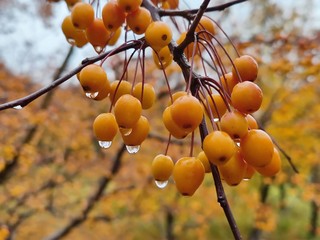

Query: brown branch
<box><xmin>199</xmin><ymin>119</ymin><xmax>242</xmax><ymax>240</ymax></box>
<box><xmin>44</xmin><ymin>144</ymin><xmax>126</xmax><ymax>240</ymax></box>
<box><xmin>0</xmin><ymin>41</ymin><xmax>143</xmax><ymax>111</ymax></box>
<box><xmin>0</xmin><ymin>46</ymin><xmax>75</xmax><ymax>184</ymax></box>
<box><xmin>159</xmin><ymin>0</ymin><xmax>249</xmax><ymax>18</ymax></box>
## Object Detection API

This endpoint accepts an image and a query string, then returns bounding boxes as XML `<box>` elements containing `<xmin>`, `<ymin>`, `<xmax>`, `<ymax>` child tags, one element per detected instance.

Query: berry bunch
<box><xmin>55</xmin><ymin>0</ymin><xmax>282</xmax><ymax>196</ymax></box>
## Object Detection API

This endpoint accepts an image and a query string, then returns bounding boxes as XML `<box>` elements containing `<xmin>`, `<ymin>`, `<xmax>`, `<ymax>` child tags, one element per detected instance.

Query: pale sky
<box><xmin>0</xmin><ymin>0</ymin><xmax>319</xmax><ymax>84</ymax></box>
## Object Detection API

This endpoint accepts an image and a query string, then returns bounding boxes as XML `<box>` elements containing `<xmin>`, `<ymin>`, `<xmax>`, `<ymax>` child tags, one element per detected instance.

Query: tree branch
<box><xmin>44</xmin><ymin>144</ymin><xmax>126</xmax><ymax>240</ymax></box>
<box><xmin>0</xmin><ymin>41</ymin><xmax>143</xmax><ymax>111</ymax></box>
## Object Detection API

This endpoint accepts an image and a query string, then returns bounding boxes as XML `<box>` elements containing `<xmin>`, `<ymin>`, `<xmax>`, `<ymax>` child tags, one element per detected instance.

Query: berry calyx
<box><xmin>117</xmin><ymin>0</ymin><xmax>142</xmax><ymax>13</ymax></box>
<box><xmin>79</xmin><ymin>64</ymin><xmax>108</xmax><ymax>93</ymax></box>
<box><xmin>220</xmin><ymin>110</ymin><xmax>248</xmax><ymax>139</ymax></box>
<box><xmin>170</xmin><ymin>94</ymin><xmax>203</xmax><ymax>132</ymax></box>
<box><xmin>203</xmin><ymin>131</ymin><xmax>236</xmax><ymax>166</ymax></box>
<box><xmin>126</xmin><ymin>7</ymin><xmax>151</xmax><ymax>35</ymax></box>
<box><xmin>102</xmin><ymin>1</ymin><xmax>126</xmax><ymax>31</ymax></box>
<box><xmin>145</xmin><ymin>21</ymin><xmax>172</xmax><ymax>51</ymax></box>
<box><xmin>71</xmin><ymin>2</ymin><xmax>95</xmax><ymax>30</ymax></box>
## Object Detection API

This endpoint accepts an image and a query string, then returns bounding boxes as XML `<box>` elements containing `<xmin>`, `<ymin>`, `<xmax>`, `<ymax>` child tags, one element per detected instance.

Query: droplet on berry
<box><xmin>98</xmin><ymin>140</ymin><xmax>112</xmax><ymax>149</ymax></box>
<box><xmin>126</xmin><ymin>145</ymin><xmax>140</xmax><ymax>154</ymax></box>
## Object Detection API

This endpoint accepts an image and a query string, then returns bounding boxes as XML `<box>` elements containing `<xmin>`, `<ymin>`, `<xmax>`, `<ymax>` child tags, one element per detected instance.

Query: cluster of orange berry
<box><xmin>78</xmin><ymin>63</ymin><xmax>156</xmax><ymax>153</ymax></box>
<box><xmin>50</xmin><ymin>0</ymin><xmax>282</xmax><ymax>196</ymax></box>
<box><xmin>151</xmin><ymin>55</ymin><xmax>282</xmax><ymax>195</ymax></box>
<box><xmin>57</xmin><ymin>0</ymin><xmax>177</xmax><ymax>53</ymax></box>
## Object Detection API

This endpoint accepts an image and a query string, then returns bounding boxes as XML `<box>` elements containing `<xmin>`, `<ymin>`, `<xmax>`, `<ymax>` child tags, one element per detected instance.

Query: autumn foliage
<box><xmin>0</xmin><ymin>0</ymin><xmax>319</xmax><ymax>240</ymax></box>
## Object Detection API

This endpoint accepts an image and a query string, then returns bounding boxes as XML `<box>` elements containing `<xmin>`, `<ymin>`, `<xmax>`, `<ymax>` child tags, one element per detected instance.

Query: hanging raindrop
<box><xmin>85</xmin><ymin>92</ymin><xmax>99</xmax><ymax>99</ymax></box>
<box><xmin>126</xmin><ymin>145</ymin><xmax>140</xmax><ymax>154</ymax></box>
<box><xmin>67</xmin><ymin>38</ymin><xmax>76</xmax><ymax>45</ymax></box>
<box><xmin>155</xmin><ymin>180</ymin><xmax>168</xmax><ymax>189</ymax></box>
<box><xmin>13</xmin><ymin>105</ymin><xmax>23</xmax><ymax>110</ymax></box>
<box><xmin>98</xmin><ymin>141</ymin><xmax>112</xmax><ymax>149</ymax></box>
<box><xmin>94</xmin><ymin>46</ymin><xmax>103</xmax><ymax>53</ymax></box>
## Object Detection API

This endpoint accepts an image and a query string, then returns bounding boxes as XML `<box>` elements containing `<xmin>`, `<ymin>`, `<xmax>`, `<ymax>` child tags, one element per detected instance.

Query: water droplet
<box><xmin>126</xmin><ymin>145</ymin><xmax>140</xmax><ymax>154</ymax></box>
<box><xmin>235</xmin><ymin>141</ymin><xmax>240</xmax><ymax>147</ymax></box>
<box><xmin>155</xmin><ymin>180</ymin><xmax>168</xmax><ymax>189</ymax></box>
<box><xmin>243</xmin><ymin>178</ymin><xmax>250</xmax><ymax>181</ymax></box>
<box><xmin>213</xmin><ymin>118</ymin><xmax>220</xmax><ymax>123</ymax></box>
<box><xmin>85</xmin><ymin>92</ymin><xmax>99</xmax><ymax>99</ymax></box>
<box><xmin>94</xmin><ymin>46</ymin><xmax>104</xmax><ymax>53</ymax></box>
<box><xmin>67</xmin><ymin>38</ymin><xmax>76</xmax><ymax>45</ymax></box>
<box><xmin>120</xmin><ymin>127</ymin><xmax>132</xmax><ymax>136</ymax></box>
<box><xmin>13</xmin><ymin>105</ymin><xmax>23</xmax><ymax>110</ymax></box>
<box><xmin>98</xmin><ymin>141</ymin><xmax>112</xmax><ymax>149</ymax></box>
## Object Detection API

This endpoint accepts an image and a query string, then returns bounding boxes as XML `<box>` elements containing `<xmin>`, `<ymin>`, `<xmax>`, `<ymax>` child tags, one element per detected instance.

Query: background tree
<box><xmin>0</xmin><ymin>0</ymin><xmax>319</xmax><ymax>240</ymax></box>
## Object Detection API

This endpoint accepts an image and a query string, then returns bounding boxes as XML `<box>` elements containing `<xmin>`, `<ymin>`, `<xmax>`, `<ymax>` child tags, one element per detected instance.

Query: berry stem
<box><xmin>199</xmin><ymin>119</ymin><xmax>242</xmax><ymax>240</ymax></box>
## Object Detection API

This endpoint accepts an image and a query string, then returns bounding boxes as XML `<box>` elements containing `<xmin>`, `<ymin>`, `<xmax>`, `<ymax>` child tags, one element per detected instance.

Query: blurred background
<box><xmin>0</xmin><ymin>0</ymin><xmax>319</xmax><ymax>239</ymax></box>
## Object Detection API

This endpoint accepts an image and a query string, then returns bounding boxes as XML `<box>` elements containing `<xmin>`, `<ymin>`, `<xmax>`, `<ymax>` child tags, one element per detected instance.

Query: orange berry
<box><xmin>176</xmin><ymin>31</ymin><xmax>194</xmax><ymax>59</ymax></box>
<box><xmin>231</xmin><ymin>81</ymin><xmax>263</xmax><ymax>114</ymax></box>
<box><xmin>246</xmin><ymin>114</ymin><xmax>259</xmax><ymax>129</ymax></box>
<box><xmin>197</xmin><ymin>151</ymin><xmax>211</xmax><ymax>173</ymax></box>
<box><xmin>145</xmin><ymin>21</ymin><xmax>172</xmax><ymax>51</ymax></box>
<box><xmin>195</xmin><ymin>16</ymin><xmax>216</xmax><ymax>41</ymax></box>
<box><xmin>167</xmin><ymin>91</ymin><xmax>188</xmax><ymax>106</ymax></box>
<box><xmin>109</xmin><ymin>80</ymin><xmax>132</xmax><ymax>105</ymax></box>
<box><xmin>218</xmin><ymin>148</ymin><xmax>247</xmax><ymax>186</ymax></box>
<box><xmin>167</xmin><ymin>0</ymin><xmax>179</xmax><ymax>9</ymax></box>
<box><xmin>170</xmin><ymin>94</ymin><xmax>204</xmax><ymax>132</ymax></box>
<box><xmin>152</xmin><ymin>46</ymin><xmax>173</xmax><ymax>69</ymax></box>
<box><xmin>117</xmin><ymin>0</ymin><xmax>142</xmax><ymax>13</ymax></box>
<box><xmin>108</xmin><ymin>27</ymin><xmax>122</xmax><ymax>46</ymax></box>
<box><xmin>93</xmin><ymin>113</ymin><xmax>118</xmax><ymax>141</ymax></box>
<box><xmin>220</xmin><ymin>72</ymin><xmax>238</xmax><ymax>94</ymax></box>
<box><xmin>232</xmin><ymin>55</ymin><xmax>259</xmax><ymax>82</ymax></box>
<box><xmin>255</xmin><ymin>148</ymin><xmax>281</xmax><ymax>177</ymax></box>
<box><xmin>121</xmin><ymin>115</ymin><xmax>150</xmax><ymax>146</ymax></box>
<box><xmin>173</xmin><ymin>157</ymin><xmax>205</xmax><ymax>196</ymax></box>
<box><xmin>220</xmin><ymin>110</ymin><xmax>248</xmax><ymax>139</ymax></box>
<box><xmin>243</xmin><ymin>163</ymin><xmax>256</xmax><ymax>180</ymax></box>
<box><xmin>240</xmin><ymin>129</ymin><xmax>274</xmax><ymax>167</ymax></box>
<box><xmin>114</xmin><ymin>94</ymin><xmax>142</xmax><ymax>129</ymax></box>
<box><xmin>79</xmin><ymin>64</ymin><xmax>108</xmax><ymax>93</ymax></box>
<box><xmin>94</xmin><ymin>80</ymin><xmax>111</xmax><ymax>101</ymax></box>
<box><xmin>151</xmin><ymin>154</ymin><xmax>174</xmax><ymax>181</ymax></box>
<box><xmin>71</xmin><ymin>2</ymin><xmax>94</xmax><ymax>29</ymax></box>
<box><xmin>61</xmin><ymin>15</ymin><xmax>88</xmax><ymax>47</ymax></box>
<box><xmin>65</xmin><ymin>0</ymin><xmax>81</xmax><ymax>8</ymax></box>
<box><xmin>203</xmin><ymin>131</ymin><xmax>236</xmax><ymax>166</ymax></box>
<box><xmin>126</xmin><ymin>7</ymin><xmax>151</xmax><ymax>35</ymax></box>
<box><xmin>132</xmin><ymin>82</ymin><xmax>156</xmax><ymax>109</ymax></box>
<box><xmin>102</xmin><ymin>1</ymin><xmax>126</xmax><ymax>31</ymax></box>
<box><xmin>162</xmin><ymin>106</ymin><xmax>189</xmax><ymax>139</ymax></box>
<box><xmin>85</xmin><ymin>18</ymin><xmax>111</xmax><ymax>52</ymax></box>
<box><xmin>206</xmin><ymin>93</ymin><xmax>227</xmax><ymax>119</ymax></box>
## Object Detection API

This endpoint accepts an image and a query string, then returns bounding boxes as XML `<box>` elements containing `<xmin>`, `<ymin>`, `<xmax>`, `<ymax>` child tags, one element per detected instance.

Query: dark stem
<box><xmin>199</xmin><ymin>119</ymin><xmax>242</xmax><ymax>240</ymax></box>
